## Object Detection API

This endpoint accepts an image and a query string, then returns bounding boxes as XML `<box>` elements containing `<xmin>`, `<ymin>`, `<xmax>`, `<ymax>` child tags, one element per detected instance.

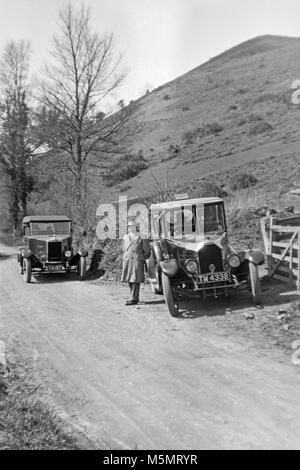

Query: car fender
<box><xmin>151</xmin><ymin>240</ymin><xmax>163</xmax><ymax>261</ymax></box>
<box><xmin>78</xmin><ymin>249</ymin><xmax>88</xmax><ymax>257</ymax></box>
<box><xmin>17</xmin><ymin>247</ymin><xmax>25</xmax><ymax>263</ymax></box>
<box><xmin>21</xmin><ymin>248</ymin><xmax>32</xmax><ymax>259</ymax></box>
<box><xmin>147</xmin><ymin>252</ymin><xmax>157</xmax><ymax>279</ymax></box>
<box><xmin>245</xmin><ymin>249</ymin><xmax>265</xmax><ymax>266</ymax></box>
<box><xmin>160</xmin><ymin>260</ymin><xmax>179</xmax><ymax>277</ymax></box>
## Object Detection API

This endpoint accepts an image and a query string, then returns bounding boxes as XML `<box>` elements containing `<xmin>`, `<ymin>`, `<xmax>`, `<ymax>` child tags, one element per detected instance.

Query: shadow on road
<box><xmin>31</xmin><ymin>272</ymin><xmax>81</xmax><ymax>284</ymax></box>
<box><xmin>0</xmin><ymin>254</ymin><xmax>14</xmax><ymax>262</ymax></box>
<box><xmin>175</xmin><ymin>276</ymin><xmax>300</xmax><ymax>320</ymax></box>
<box><xmin>139</xmin><ymin>299</ymin><xmax>166</xmax><ymax>306</ymax></box>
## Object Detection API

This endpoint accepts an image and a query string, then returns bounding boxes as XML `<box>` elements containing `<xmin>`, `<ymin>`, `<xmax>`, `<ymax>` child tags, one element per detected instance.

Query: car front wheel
<box><xmin>23</xmin><ymin>258</ymin><xmax>32</xmax><ymax>283</ymax></box>
<box><xmin>249</xmin><ymin>262</ymin><xmax>261</xmax><ymax>305</ymax></box>
<box><xmin>162</xmin><ymin>272</ymin><xmax>180</xmax><ymax>317</ymax></box>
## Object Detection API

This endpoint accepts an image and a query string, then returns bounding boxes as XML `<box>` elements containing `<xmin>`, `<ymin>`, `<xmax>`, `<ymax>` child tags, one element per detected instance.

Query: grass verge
<box><xmin>0</xmin><ymin>358</ymin><xmax>91</xmax><ymax>449</ymax></box>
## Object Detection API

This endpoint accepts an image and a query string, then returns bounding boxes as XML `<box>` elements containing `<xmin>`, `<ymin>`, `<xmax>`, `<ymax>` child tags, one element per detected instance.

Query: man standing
<box><xmin>121</xmin><ymin>219</ymin><xmax>151</xmax><ymax>306</ymax></box>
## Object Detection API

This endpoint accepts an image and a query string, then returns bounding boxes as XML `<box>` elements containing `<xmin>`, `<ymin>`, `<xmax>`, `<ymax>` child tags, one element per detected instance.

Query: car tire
<box><xmin>162</xmin><ymin>272</ymin><xmax>180</xmax><ymax>317</ymax></box>
<box><xmin>249</xmin><ymin>262</ymin><xmax>261</xmax><ymax>305</ymax></box>
<box><xmin>79</xmin><ymin>256</ymin><xmax>86</xmax><ymax>280</ymax></box>
<box><xmin>24</xmin><ymin>258</ymin><xmax>32</xmax><ymax>283</ymax></box>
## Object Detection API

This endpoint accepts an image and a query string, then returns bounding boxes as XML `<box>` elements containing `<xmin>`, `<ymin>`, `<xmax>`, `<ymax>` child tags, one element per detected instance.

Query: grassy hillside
<box><xmin>2</xmin><ymin>35</ymin><xmax>300</xmax><ymax>253</ymax></box>
<box><xmin>101</xmin><ymin>35</ymin><xmax>300</xmax><ymax>202</ymax></box>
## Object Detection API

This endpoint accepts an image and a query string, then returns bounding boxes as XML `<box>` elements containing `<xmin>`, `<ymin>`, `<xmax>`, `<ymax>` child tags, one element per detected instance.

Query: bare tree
<box><xmin>0</xmin><ymin>40</ymin><xmax>33</xmax><ymax>233</ymax></box>
<box><xmin>38</xmin><ymin>3</ymin><xmax>134</xmax><ymax>222</ymax></box>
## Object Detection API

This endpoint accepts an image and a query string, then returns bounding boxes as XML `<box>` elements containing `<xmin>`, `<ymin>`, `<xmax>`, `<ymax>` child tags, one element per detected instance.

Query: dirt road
<box><xmin>1</xmin><ymin>242</ymin><xmax>300</xmax><ymax>450</ymax></box>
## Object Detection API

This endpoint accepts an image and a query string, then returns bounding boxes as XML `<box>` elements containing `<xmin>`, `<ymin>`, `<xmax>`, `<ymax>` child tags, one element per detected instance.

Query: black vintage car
<box><xmin>147</xmin><ymin>196</ymin><xmax>264</xmax><ymax>317</ymax></box>
<box><xmin>17</xmin><ymin>215</ymin><xmax>88</xmax><ymax>283</ymax></box>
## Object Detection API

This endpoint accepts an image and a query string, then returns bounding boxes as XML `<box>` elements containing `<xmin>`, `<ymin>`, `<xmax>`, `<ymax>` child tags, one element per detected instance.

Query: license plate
<box><xmin>48</xmin><ymin>265</ymin><xmax>63</xmax><ymax>272</ymax></box>
<box><xmin>198</xmin><ymin>272</ymin><xmax>231</xmax><ymax>283</ymax></box>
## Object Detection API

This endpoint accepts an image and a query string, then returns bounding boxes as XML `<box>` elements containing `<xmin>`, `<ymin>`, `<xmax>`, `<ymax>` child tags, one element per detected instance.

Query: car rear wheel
<box><xmin>79</xmin><ymin>256</ymin><xmax>87</xmax><ymax>280</ymax></box>
<box><xmin>23</xmin><ymin>258</ymin><xmax>32</xmax><ymax>283</ymax></box>
<box><xmin>249</xmin><ymin>262</ymin><xmax>261</xmax><ymax>304</ymax></box>
<box><xmin>162</xmin><ymin>272</ymin><xmax>180</xmax><ymax>317</ymax></box>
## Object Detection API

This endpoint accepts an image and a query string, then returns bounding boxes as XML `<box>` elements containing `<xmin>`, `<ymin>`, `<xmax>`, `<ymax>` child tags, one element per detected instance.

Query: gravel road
<box><xmin>1</xmin><ymin>242</ymin><xmax>300</xmax><ymax>450</ymax></box>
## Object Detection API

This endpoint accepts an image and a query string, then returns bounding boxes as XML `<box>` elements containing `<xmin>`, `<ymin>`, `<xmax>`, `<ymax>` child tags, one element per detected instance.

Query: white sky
<box><xmin>0</xmin><ymin>0</ymin><xmax>299</xmax><ymax>108</ymax></box>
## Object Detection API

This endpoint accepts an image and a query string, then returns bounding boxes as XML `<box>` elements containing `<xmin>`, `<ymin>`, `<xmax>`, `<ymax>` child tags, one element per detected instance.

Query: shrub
<box><xmin>163</xmin><ymin>94</ymin><xmax>170</xmax><ymax>100</ymax></box>
<box><xmin>230</xmin><ymin>173</ymin><xmax>258</xmax><ymax>191</ymax></box>
<box><xmin>182</xmin><ymin>130</ymin><xmax>195</xmax><ymax>145</ymax></box>
<box><xmin>248</xmin><ymin>114</ymin><xmax>263</xmax><ymax>123</ymax></box>
<box><xmin>198</xmin><ymin>182</ymin><xmax>228</xmax><ymax>198</ymax></box>
<box><xmin>237</xmin><ymin>118</ymin><xmax>247</xmax><ymax>126</ymax></box>
<box><xmin>206</xmin><ymin>122</ymin><xmax>223</xmax><ymax>135</ymax></box>
<box><xmin>236</xmin><ymin>88</ymin><xmax>248</xmax><ymax>95</ymax></box>
<box><xmin>181</xmin><ymin>105</ymin><xmax>190</xmax><ymax>111</ymax></box>
<box><xmin>98</xmin><ymin>239</ymin><xmax>123</xmax><ymax>281</ymax></box>
<box><xmin>104</xmin><ymin>154</ymin><xmax>149</xmax><ymax>187</ymax></box>
<box><xmin>248</xmin><ymin>121</ymin><xmax>273</xmax><ymax>136</ymax></box>
<box><xmin>227</xmin><ymin>208</ymin><xmax>262</xmax><ymax>249</ymax></box>
<box><xmin>168</xmin><ymin>144</ymin><xmax>180</xmax><ymax>154</ymax></box>
<box><xmin>182</xmin><ymin>122</ymin><xmax>223</xmax><ymax>145</ymax></box>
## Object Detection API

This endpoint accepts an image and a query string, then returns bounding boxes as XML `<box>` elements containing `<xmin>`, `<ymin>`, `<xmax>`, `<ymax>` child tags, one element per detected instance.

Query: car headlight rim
<box><xmin>65</xmin><ymin>250</ymin><xmax>72</xmax><ymax>258</ymax></box>
<box><xmin>227</xmin><ymin>253</ymin><xmax>241</xmax><ymax>268</ymax></box>
<box><xmin>185</xmin><ymin>259</ymin><xmax>198</xmax><ymax>273</ymax></box>
<box><xmin>38</xmin><ymin>250</ymin><xmax>46</xmax><ymax>259</ymax></box>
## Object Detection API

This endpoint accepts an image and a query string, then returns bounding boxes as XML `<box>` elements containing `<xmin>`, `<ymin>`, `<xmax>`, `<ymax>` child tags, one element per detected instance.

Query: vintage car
<box><xmin>147</xmin><ymin>196</ymin><xmax>264</xmax><ymax>317</ymax></box>
<box><xmin>17</xmin><ymin>215</ymin><xmax>88</xmax><ymax>283</ymax></box>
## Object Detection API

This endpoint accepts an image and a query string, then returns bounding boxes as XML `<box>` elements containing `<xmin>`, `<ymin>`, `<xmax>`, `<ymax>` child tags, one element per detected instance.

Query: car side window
<box><xmin>24</xmin><ymin>225</ymin><xmax>30</xmax><ymax>237</ymax></box>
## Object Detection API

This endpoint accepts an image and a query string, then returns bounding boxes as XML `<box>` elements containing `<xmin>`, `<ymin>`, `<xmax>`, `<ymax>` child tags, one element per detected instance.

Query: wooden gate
<box><xmin>261</xmin><ymin>215</ymin><xmax>300</xmax><ymax>289</ymax></box>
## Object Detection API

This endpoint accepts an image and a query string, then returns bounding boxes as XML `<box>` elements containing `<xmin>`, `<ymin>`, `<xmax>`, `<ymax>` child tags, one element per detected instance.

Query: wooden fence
<box><xmin>261</xmin><ymin>215</ymin><xmax>300</xmax><ymax>289</ymax></box>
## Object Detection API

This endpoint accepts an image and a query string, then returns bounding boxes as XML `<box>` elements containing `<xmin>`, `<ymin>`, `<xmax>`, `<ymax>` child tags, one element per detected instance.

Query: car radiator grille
<box><xmin>48</xmin><ymin>241</ymin><xmax>62</xmax><ymax>261</ymax></box>
<box><xmin>198</xmin><ymin>243</ymin><xmax>224</xmax><ymax>273</ymax></box>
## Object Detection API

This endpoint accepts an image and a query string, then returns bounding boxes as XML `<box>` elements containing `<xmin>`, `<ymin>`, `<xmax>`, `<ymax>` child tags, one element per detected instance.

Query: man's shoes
<box><xmin>125</xmin><ymin>300</ymin><xmax>139</xmax><ymax>306</ymax></box>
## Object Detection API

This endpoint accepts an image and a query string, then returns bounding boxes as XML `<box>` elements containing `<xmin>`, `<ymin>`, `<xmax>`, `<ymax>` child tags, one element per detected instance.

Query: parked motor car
<box><xmin>17</xmin><ymin>215</ymin><xmax>88</xmax><ymax>283</ymax></box>
<box><xmin>147</xmin><ymin>196</ymin><xmax>264</xmax><ymax>317</ymax></box>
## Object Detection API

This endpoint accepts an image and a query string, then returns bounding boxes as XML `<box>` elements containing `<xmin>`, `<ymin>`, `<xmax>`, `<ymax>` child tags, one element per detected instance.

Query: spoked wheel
<box><xmin>248</xmin><ymin>262</ymin><xmax>262</xmax><ymax>305</ymax></box>
<box><xmin>23</xmin><ymin>258</ymin><xmax>32</xmax><ymax>283</ymax></box>
<box><xmin>79</xmin><ymin>256</ymin><xmax>87</xmax><ymax>281</ymax></box>
<box><xmin>162</xmin><ymin>272</ymin><xmax>180</xmax><ymax>317</ymax></box>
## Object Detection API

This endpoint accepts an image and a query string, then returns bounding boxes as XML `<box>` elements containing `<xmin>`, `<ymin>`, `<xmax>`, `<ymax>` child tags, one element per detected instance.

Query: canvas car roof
<box><xmin>22</xmin><ymin>215</ymin><xmax>71</xmax><ymax>223</ymax></box>
<box><xmin>150</xmin><ymin>197</ymin><xmax>223</xmax><ymax>211</ymax></box>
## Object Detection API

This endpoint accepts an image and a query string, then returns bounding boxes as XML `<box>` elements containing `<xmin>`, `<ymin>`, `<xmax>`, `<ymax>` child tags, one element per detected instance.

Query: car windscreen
<box><xmin>157</xmin><ymin>203</ymin><xmax>225</xmax><ymax>239</ymax></box>
<box><xmin>30</xmin><ymin>221</ymin><xmax>70</xmax><ymax>236</ymax></box>
<box><xmin>203</xmin><ymin>204</ymin><xmax>225</xmax><ymax>233</ymax></box>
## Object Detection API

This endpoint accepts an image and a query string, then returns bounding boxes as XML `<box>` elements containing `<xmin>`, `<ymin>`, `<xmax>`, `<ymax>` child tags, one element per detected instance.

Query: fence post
<box><xmin>268</xmin><ymin>217</ymin><xmax>273</xmax><ymax>276</ymax></box>
<box><xmin>298</xmin><ymin>229</ymin><xmax>300</xmax><ymax>290</ymax></box>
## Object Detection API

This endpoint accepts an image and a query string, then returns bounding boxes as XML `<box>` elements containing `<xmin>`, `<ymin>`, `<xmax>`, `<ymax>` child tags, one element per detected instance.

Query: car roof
<box><xmin>150</xmin><ymin>197</ymin><xmax>223</xmax><ymax>210</ymax></box>
<box><xmin>22</xmin><ymin>215</ymin><xmax>71</xmax><ymax>223</ymax></box>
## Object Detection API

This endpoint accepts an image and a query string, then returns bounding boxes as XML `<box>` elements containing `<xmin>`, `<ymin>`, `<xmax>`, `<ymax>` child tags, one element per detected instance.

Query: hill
<box><xmin>100</xmin><ymin>34</ymin><xmax>300</xmax><ymax>206</ymax></box>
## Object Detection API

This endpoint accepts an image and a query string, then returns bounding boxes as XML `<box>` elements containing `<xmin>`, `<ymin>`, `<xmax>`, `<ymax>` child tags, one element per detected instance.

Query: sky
<box><xmin>0</xmin><ymin>0</ymin><xmax>300</xmax><ymax>109</ymax></box>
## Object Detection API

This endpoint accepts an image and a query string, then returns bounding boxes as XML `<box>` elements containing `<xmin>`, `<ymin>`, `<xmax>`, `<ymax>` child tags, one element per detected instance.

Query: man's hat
<box><xmin>127</xmin><ymin>219</ymin><xmax>138</xmax><ymax>227</ymax></box>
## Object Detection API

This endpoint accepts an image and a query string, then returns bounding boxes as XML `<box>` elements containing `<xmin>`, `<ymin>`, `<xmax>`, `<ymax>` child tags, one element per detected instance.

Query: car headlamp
<box><xmin>227</xmin><ymin>254</ymin><xmax>241</xmax><ymax>268</ymax></box>
<box><xmin>185</xmin><ymin>259</ymin><xmax>198</xmax><ymax>273</ymax></box>
<box><xmin>65</xmin><ymin>250</ymin><xmax>72</xmax><ymax>258</ymax></box>
<box><xmin>38</xmin><ymin>250</ymin><xmax>46</xmax><ymax>259</ymax></box>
